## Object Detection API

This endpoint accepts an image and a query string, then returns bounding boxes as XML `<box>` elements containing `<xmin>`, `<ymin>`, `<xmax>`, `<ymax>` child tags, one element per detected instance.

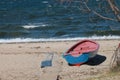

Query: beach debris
<box><xmin>56</xmin><ymin>75</ymin><xmax>62</xmax><ymax>80</ymax></box>
<box><xmin>41</xmin><ymin>53</ymin><xmax>54</xmax><ymax>68</ymax></box>
<box><xmin>40</xmin><ymin>54</ymin><xmax>63</xmax><ymax>80</ymax></box>
<box><xmin>35</xmin><ymin>46</ymin><xmax>41</xmax><ymax>49</ymax></box>
<box><xmin>18</xmin><ymin>46</ymin><xmax>22</xmax><ymax>48</ymax></box>
<box><xmin>46</xmin><ymin>46</ymin><xmax>50</xmax><ymax>48</ymax></box>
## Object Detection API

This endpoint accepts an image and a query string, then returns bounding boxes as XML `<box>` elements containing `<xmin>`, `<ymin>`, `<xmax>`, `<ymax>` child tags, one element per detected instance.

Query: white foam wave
<box><xmin>22</xmin><ymin>25</ymin><xmax>39</xmax><ymax>29</ymax></box>
<box><xmin>42</xmin><ymin>1</ymin><xmax>48</xmax><ymax>4</ymax></box>
<box><xmin>22</xmin><ymin>23</ymin><xmax>47</xmax><ymax>29</ymax></box>
<box><xmin>0</xmin><ymin>35</ymin><xmax>120</xmax><ymax>43</ymax></box>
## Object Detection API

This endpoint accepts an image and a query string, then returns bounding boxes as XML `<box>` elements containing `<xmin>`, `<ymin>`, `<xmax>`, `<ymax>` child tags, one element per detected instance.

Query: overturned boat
<box><xmin>63</xmin><ymin>40</ymin><xmax>99</xmax><ymax>66</ymax></box>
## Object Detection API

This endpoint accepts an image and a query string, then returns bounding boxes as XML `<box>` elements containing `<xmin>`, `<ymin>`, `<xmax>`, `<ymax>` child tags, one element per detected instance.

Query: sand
<box><xmin>0</xmin><ymin>39</ymin><xmax>120</xmax><ymax>80</ymax></box>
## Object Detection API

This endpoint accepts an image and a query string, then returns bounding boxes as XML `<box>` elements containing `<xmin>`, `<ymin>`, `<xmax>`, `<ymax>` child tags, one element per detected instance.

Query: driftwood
<box><xmin>110</xmin><ymin>43</ymin><xmax>120</xmax><ymax>71</ymax></box>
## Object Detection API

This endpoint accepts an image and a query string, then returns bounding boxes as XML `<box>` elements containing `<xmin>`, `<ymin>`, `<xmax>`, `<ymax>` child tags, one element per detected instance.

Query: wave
<box><xmin>42</xmin><ymin>1</ymin><xmax>48</xmax><ymax>4</ymax></box>
<box><xmin>0</xmin><ymin>35</ymin><xmax>120</xmax><ymax>43</ymax></box>
<box><xmin>22</xmin><ymin>23</ymin><xmax>47</xmax><ymax>29</ymax></box>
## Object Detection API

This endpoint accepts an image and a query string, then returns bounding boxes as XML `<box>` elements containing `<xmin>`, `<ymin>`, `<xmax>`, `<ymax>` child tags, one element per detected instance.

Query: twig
<box><xmin>92</xmin><ymin>10</ymin><xmax>116</xmax><ymax>21</ymax></box>
<box><xmin>83</xmin><ymin>1</ymin><xmax>91</xmax><ymax>12</ymax></box>
<box><xmin>82</xmin><ymin>0</ymin><xmax>117</xmax><ymax>21</ymax></box>
<box><xmin>110</xmin><ymin>43</ymin><xmax>120</xmax><ymax>69</ymax></box>
<box><xmin>107</xmin><ymin>0</ymin><xmax>120</xmax><ymax>21</ymax></box>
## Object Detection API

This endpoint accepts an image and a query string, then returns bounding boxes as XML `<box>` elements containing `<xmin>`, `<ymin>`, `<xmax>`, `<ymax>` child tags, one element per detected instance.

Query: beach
<box><xmin>0</xmin><ymin>39</ymin><xmax>120</xmax><ymax>80</ymax></box>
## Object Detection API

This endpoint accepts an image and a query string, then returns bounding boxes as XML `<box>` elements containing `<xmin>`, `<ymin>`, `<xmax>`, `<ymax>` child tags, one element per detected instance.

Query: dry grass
<box><xmin>87</xmin><ymin>71</ymin><xmax>120</xmax><ymax>80</ymax></box>
<box><xmin>110</xmin><ymin>43</ymin><xmax>120</xmax><ymax>72</ymax></box>
<box><xmin>87</xmin><ymin>43</ymin><xmax>120</xmax><ymax>80</ymax></box>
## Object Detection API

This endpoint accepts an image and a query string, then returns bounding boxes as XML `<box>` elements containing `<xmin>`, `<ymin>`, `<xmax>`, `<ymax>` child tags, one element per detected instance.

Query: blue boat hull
<box><xmin>63</xmin><ymin>53</ymin><xmax>90</xmax><ymax>64</ymax></box>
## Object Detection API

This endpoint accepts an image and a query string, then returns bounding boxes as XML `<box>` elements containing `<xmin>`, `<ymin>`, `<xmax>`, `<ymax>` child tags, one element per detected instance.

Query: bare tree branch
<box><xmin>83</xmin><ymin>1</ymin><xmax>91</xmax><ymax>12</ymax></box>
<box><xmin>60</xmin><ymin>0</ymin><xmax>120</xmax><ymax>22</ymax></box>
<box><xmin>83</xmin><ymin>0</ymin><xmax>116</xmax><ymax>21</ymax></box>
<box><xmin>107</xmin><ymin>0</ymin><xmax>120</xmax><ymax>21</ymax></box>
<box><xmin>92</xmin><ymin>10</ymin><xmax>117</xmax><ymax>21</ymax></box>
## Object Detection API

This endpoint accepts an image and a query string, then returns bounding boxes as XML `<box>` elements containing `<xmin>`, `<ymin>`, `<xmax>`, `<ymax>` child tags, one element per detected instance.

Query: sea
<box><xmin>0</xmin><ymin>0</ymin><xmax>120</xmax><ymax>43</ymax></box>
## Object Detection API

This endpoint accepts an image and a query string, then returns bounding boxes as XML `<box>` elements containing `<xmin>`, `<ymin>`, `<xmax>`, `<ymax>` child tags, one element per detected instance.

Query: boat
<box><xmin>63</xmin><ymin>40</ymin><xmax>99</xmax><ymax>66</ymax></box>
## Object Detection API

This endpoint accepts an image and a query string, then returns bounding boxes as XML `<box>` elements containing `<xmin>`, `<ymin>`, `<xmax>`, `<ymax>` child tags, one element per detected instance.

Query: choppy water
<box><xmin>0</xmin><ymin>0</ymin><xmax>120</xmax><ymax>43</ymax></box>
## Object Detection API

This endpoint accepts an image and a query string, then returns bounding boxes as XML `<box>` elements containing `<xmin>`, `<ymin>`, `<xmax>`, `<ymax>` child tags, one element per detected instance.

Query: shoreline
<box><xmin>0</xmin><ymin>35</ymin><xmax>120</xmax><ymax>43</ymax></box>
<box><xmin>0</xmin><ymin>38</ymin><xmax>120</xmax><ymax>44</ymax></box>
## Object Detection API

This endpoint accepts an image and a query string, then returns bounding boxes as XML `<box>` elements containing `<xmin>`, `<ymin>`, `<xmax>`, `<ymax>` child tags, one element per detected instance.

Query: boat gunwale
<box><xmin>65</xmin><ymin>39</ymin><xmax>100</xmax><ymax>56</ymax></box>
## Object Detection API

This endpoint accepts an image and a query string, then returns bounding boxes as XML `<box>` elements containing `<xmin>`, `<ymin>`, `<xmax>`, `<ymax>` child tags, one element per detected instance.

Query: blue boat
<box><xmin>63</xmin><ymin>40</ymin><xmax>99</xmax><ymax>66</ymax></box>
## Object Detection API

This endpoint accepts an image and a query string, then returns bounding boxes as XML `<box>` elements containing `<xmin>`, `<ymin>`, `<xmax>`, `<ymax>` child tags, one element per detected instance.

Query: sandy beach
<box><xmin>0</xmin><ymin>39</ymin><xmax>120</xmax><ymax>80</ymax></box>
